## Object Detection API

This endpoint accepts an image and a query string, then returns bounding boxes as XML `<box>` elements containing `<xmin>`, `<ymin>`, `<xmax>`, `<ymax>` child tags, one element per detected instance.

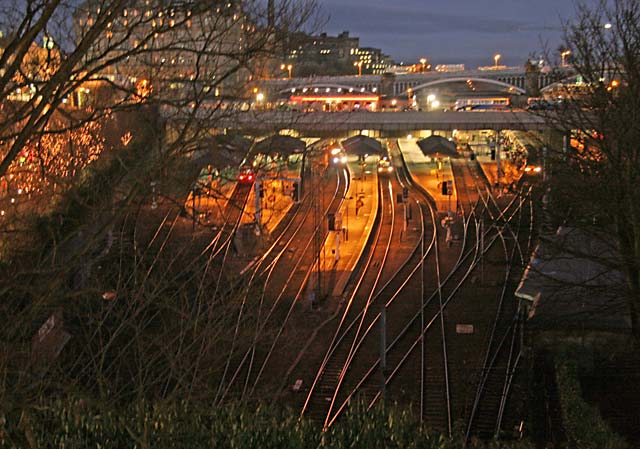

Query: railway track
<box><xmin>308</xmin><ymin>144</ymin><xmax>535</xmax><ymax>439</ymax></box>
<box><xmin>464</xmin><ymin>185</ymin><xmax>533</xmax><ymax>440</ymax></box>
<box><xmin>301</xmin><ymin>146</ymin><xmax>428</xmax><ymax>428</ymax></box>
<box><xmin>146</xmin><ymin>138</ymin><xmax>536</xmax><ymax>443</ymax></box>
<box><xmin>299</xmin><ymin>141</ymin><xmax>514</xmax><ymax>434</ymax></box>
<box><xmin>214</xmin><ymin>157</ymin><xmax>350</xmax><ymax>403</ymax></box>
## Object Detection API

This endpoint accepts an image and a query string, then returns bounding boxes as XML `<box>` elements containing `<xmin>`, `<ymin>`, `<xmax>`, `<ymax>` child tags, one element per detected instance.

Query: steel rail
<box><xmin>216</xmin><ymin>164</ymin><xmax>348</xmax><ymax>402</ymax></box>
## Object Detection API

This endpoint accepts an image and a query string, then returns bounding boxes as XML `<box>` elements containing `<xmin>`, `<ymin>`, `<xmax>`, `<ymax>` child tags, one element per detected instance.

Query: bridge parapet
<box><xmin>257</xmin><ymin>67</ymin><xmax>571</xmax><ymax>99</ymax></box>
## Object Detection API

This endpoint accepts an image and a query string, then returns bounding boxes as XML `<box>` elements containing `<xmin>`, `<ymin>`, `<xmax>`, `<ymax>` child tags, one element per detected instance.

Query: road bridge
<box><xmin>257</xmin><ymin>67</ymin><xmax>571</xmax><ymax>99</ymax></box>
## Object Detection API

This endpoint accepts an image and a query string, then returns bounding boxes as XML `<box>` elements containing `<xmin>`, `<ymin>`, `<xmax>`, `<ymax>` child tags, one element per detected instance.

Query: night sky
<box><xmin>320</xmin><ymin>0</ymin><xmax>592</xmax><ymax>68</ymax></box>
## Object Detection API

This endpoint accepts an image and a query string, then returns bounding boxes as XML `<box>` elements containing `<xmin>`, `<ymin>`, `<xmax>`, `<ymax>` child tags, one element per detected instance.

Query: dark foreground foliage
<box><xmin>0</xmin><ymin>398</ymin><xmax>536</xmax><ymax>449</ymax></box>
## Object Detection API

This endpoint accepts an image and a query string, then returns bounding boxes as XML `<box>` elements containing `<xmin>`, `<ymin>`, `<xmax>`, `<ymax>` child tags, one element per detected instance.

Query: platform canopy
<box><xmin>416</xmin><ymin>135</ymin><xmax>459</xmax><ymax>158</ymax></box>
<box><xmin>341</xmin><ymin>135</ymin><xmax>384</xmax><ymax>157</ymax></box>
<box><xmin>250</xmin><ymin>134</ymin><xmax>306</xmax><ymax>158</ymax></box>
<box><xmin>195</xmin><ymin>134</ymin><xmax>251</xmax><ymax>168</ymax></box>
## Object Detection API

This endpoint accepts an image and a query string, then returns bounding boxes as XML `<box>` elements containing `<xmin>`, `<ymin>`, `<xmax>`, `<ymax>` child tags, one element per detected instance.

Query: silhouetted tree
<box><xmin>534</xmin><ymin>0</ymin><xmax>640</xmax><ymax>338</ymax></box>
<box><xmin>0</xmin><ymin>0</ymin><xmax>320</xmax><ymax>411</ymax></box>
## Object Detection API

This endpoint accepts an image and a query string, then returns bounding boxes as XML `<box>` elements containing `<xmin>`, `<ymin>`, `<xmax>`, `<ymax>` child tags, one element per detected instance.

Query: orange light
<box><xmin>290</xmin><ymin>95</ymin><xmax>379</xmax><ymax>102</ymax></box>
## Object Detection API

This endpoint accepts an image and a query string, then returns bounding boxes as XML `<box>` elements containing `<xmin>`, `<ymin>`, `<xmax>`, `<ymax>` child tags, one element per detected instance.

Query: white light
<box><xmin>291</xmin><ymin>88</ymin><xmax>295</xmax><ymax>93</ymax></box>
<box><xmin>337</xmin><ymin>88</ymin><xmax>342</xmax><ymax>92</ymax></box>
<box><xmin>314</xmin><ymin>87</ymin><xmax>318</xmax><ymax>92</ymax></box>
<box><xmin>360</xmin><ymin>87</ymin><xmax>365</xmax><ymax>92</ymax></box>
<box><xmin>326</xmin><ymin>87</ymin><xmax>330</xmax><ymax>92</ymax></box>
<box><xmin>431</xmin><ymin>100</ymin><xmax>440</xmax><ymax>108</ymax></box>
<box><xmin>256</xmin><ymin>92</ymin><xmax>264</xmax><ymax>101</ymax></box>
<box><xmin>604</xmin><ymin>22</ymin><xmax>612</xmax><ymax>29</ymax></box>
<box><xmin>372</xmin><ymin>87</ymin><xmax>377</xmax><ymax>92</ymax></box>
<box><xmin>330</xmin><ymin>148</ymin><xmax>342</xmax><ymax>155</ymax></box>
<box><xmin>427</xmin><ymin>94</ymin><xmax>436</xmax><ymax>102</ymax></box>
<box><xmin>407</xmin><ymin>134</ymin><xmax>413</xmax><ymax>139</ymax></box>
<box><xmin>340</xmin><ymin>155</ymin><xmax>347</xmax><ymax>164</ymax></box>
<box><xmin>391</xmin><ymin>99</ymin><xmax>397</xmax><ymax>106</ymax></box>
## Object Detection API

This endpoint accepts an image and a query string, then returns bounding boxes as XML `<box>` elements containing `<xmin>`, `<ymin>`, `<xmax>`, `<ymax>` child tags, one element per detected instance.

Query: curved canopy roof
<box><xmin>195</xmin><ymin>134</ymin><xmax>252</xmax><ymax>168</ymax></box>
<box><xmin>250</xmin><ymin>134</ymin><xmax>306</xmax><ymax>158</ymax></box>
<box><xmin>341</xmin><ymin>135</ymin><xmax>384</xmax><ymax>156</ymax></box>
<box><xmin>416</xmin><ymin>135</ymin><xmax>459</xmax><ymax>158</ymax></box>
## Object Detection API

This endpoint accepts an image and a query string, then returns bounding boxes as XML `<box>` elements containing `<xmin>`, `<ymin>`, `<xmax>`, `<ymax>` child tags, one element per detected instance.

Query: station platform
<box><xmin>470</xmin><ymin>133</ymin><xmax>527</xmax><ymax>189</ymax></box>
<box><xmin>306</xmin><ymin>155</ymin><xmax>379</xmax><ymax>302</ymax></box>
<box><xmin>185</xmin><ymin>163</ymin><xmax>299</xmax><ymax>234</ymax></box>
<box><xmin>242</xmin><ymin>176</ymin><xmax>296</xmax><ymax>234</ymax></box>
<box><xmin>184</xmin><ymin>176</ymin><xmax>236</xmax><ymax>225</ymax></box>
<box><xmin>397</xmin><ymin>138</ymin><xmax>525</xmax><ymax>209</ymax></box>
<box><xmin>397</xmin><ymin>138</ymin><xmax>458</xmax><ymax>214</ymax></box>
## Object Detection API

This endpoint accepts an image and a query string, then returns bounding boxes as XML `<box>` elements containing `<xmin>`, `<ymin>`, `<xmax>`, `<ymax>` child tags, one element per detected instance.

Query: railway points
<box><xmin>199</xmin><ymin>134</ymin><xmax>536</xmax><ymax>441</ymax></box>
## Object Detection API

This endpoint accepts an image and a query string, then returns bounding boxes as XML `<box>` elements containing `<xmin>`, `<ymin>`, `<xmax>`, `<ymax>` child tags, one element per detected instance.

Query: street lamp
<box><xmin>280</xmin><ymin>63</ymin><xmax>293</xmax><ymax>78</ymax></box>
<box><xmin>255</xmin><ymin>92</ymin><xmax>265</xmax><ymax>109</ymax></box>
<box><xmin>426</xmin><ymin>93</ymin><xmax>438</xmax><ymax>110</ymax></box>
<box><xmin>419</xmin><ymin>58</ymin><xmax>427</xmax><ymax>73</ymax></box>
<box><xmin>561</xmin><ymin>50</ymin><xmax>571</xmax><ymax>66</ymax></box>
<box><xmin>354</xmin><ymin>61</ymin><xmax>363</xmax><ymax>76</ymax></box>
<box><xmin>493</xmin><ymin>53</ymin><xmax>501</xmax><ymax>69</ymax></box>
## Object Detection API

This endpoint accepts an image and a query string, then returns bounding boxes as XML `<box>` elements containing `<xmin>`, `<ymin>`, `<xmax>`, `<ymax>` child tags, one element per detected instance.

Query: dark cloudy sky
<box><xmin>320</xmin><ymin>0</ymin><xmax>591</xmax><ymax>68</ymax></box>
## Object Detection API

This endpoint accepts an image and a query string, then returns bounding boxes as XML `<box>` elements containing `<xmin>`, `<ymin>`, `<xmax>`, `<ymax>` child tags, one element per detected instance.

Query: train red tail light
<box><xmin>238</xmin><ymin>169</ymin><xmax>255</xmax><ymax>183</ymax></box>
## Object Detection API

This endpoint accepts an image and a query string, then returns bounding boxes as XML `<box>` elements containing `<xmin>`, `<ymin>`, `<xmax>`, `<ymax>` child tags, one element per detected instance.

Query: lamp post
<box><xmin>561</xmin><ymin>50</ymin><xmax>571</xmax><ymax>66</ymax></box>
<box><xmin>255</xmin><ymin>92</ymin><xmax>265</xmax><ymax>110</ymax></box>
<box><xmin>419</xmin><ymin>58</ymin><xmax>427</xmax><ymax>73</ymax></box>
<box><xmin>280</xmin><ymin>63</ymin><xmax>293</xmax><ymax>79</ymax></box>
<box><xmin>354</xmin><ymin>61</ymin><xmax>363</xmax><ymax>76</ymax></box>
<box><xmin>493</xmin><ymin>53</ymin><xmax>501</xmax><ymax>69</ymax></box>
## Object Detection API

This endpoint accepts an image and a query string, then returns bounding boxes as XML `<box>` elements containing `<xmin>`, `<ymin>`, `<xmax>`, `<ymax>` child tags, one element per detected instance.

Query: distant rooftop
<box><xmin>516</xmin><ymin>227</ymin><xmax>631</xmax><ymax>332</ymax></box>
